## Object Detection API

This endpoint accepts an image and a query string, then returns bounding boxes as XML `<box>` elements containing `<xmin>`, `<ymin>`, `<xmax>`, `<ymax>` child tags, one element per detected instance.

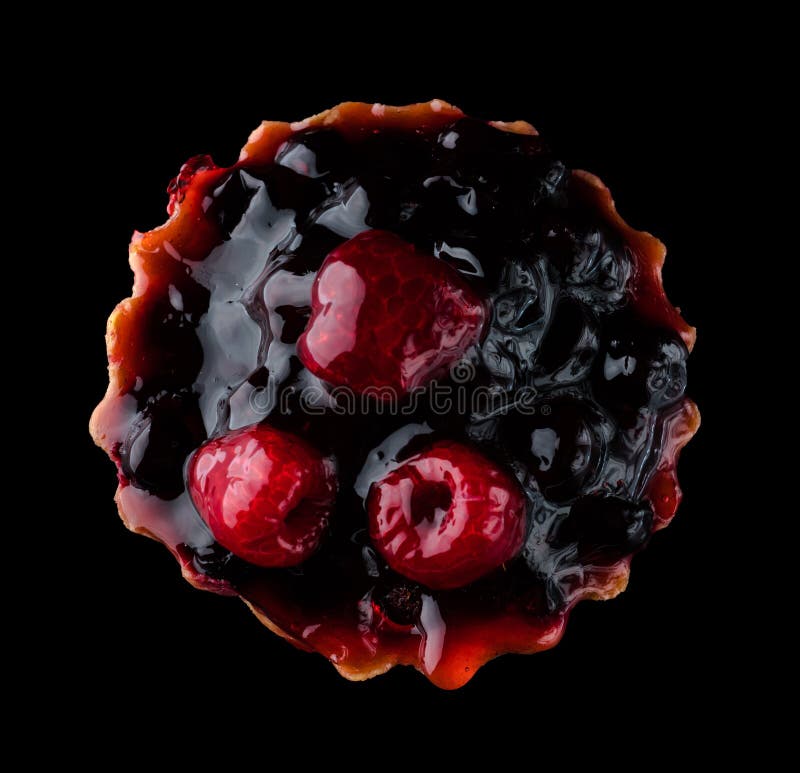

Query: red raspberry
<box><xmin>367</xmin><ymin>441</ymin><xmax>527</xmax><ymax>589</ymax></box>
<box><xmin>297</xmin><ymin>230</ymin><xmax>486</xmax><ymax>397</ymax></box>
<box><xmin>188</xmin><ymin>426</ymin><xmax>336</xmax><ymax>567</ymax></box>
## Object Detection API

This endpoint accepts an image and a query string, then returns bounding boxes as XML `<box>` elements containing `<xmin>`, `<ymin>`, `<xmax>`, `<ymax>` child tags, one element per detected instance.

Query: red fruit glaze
<box><xmin>297</xmin><ymin>230</ymin><xmax>486</xmax><ymax>396</ymax></box>
<box><xmin>188</xmin><ymin>426</ymin><xmax>336</xmax><ymax>568</ymax></box>
<box><xmin>368</xmin><ymin>441</ymin><xmax>527</xmax><ymax>589</ymax></box>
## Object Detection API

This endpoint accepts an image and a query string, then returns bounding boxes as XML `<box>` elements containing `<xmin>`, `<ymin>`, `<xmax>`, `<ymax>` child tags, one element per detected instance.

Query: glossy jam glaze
<box><xmin>91</xmin><ymin>101</ymin><xmax>699</xmax><ymax>688</ymax></box>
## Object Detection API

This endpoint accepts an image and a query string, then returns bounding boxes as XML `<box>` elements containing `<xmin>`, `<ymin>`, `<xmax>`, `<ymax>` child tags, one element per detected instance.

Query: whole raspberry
<box><xmin>188</xmin><ymin>426</ymin><xmax>336</xmax><ymax>567</ymax></box>
<box><xmin>297</xmin><ymin>230</ymin><xmax>486</xmax><ymax>397</ymax></box>
<box><xmin>367</xmin><ymin>441</ymin><xmax>527</xmax><ymax>589</ymax></box>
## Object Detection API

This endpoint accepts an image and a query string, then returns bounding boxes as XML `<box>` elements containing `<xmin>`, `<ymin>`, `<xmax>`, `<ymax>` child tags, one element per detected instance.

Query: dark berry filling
<box><xmin>92</xmin><ymin>101</ymin><xmax>698</xmax><ymax>689</ymax></box>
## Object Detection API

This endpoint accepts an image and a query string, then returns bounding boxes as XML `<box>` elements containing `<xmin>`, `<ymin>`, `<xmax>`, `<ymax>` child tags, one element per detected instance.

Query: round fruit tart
<box><xmin>91</xmin><ymin>100</ymin><xmax>699</xmax><ymax>689</ymax></box>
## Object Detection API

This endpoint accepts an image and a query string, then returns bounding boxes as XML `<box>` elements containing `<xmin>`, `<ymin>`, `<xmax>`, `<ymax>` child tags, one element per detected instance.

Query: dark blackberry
<box><xmin>436</xmin><ymin>118</ymin><xmax>557</xmax><ymax>195</ymax></box>
<box><xmin>120</xmin><ymin>391</ymin><xmax>206</xmax><ymax>499</ymax></box>
<box><xmin>499</xmin><ymin>399</ymin><xmax>609</xmax><ymax>503</ymax></box>
<box><xmin>537</xmin><ymin>208</ymin><xmax>632</xmax><ymax>313</ymax></box>
<box><xmin>372</xmin><ymin>582</ymin><xmax>423</xmax><ymax>628</ymax></box>
<box><xmin>533</xmin><ymin>298</ymin><xmax>598</xmax><ymax>387</ymax></box>
<box><xmin>553</xmin><ymin>495</ymin><xmax>654</xmax><ymax>563</ymax></box>
<box><xmin>592</xmin><ymin>309</ymin><xmax>688</xmax><ymax>422</ymax></box>
<box><xmin>128</xmin><ymin>287</ymin><xmax>208</xmax><ymax>401</ymax></box>
<box><xmin>480</xmin><ymin>257</ymin><xmax>556</xmax><ymax>387</ymax></box>
<box><xmin>190</xmin><ymin>543</ymin><xmax>240</xmax><ymax>580</ymax></box>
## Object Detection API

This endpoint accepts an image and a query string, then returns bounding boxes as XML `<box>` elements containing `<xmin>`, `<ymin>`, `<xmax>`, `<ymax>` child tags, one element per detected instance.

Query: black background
<box><xmin>46</xmin><ymin>35</ymin><xmax>747</xmax><ymax>744</ymax></box>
